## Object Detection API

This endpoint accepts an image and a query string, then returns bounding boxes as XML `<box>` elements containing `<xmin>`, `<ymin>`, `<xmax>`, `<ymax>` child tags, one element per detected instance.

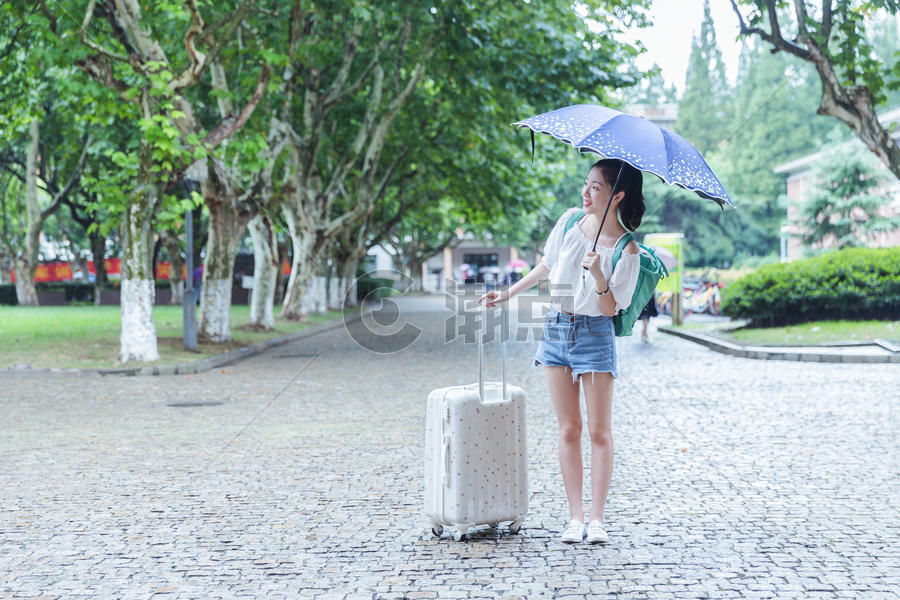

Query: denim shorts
<box><xmin>533</xmin><ymin>306</ymin><xmax>617</xmax><ymax>381</ymax></box>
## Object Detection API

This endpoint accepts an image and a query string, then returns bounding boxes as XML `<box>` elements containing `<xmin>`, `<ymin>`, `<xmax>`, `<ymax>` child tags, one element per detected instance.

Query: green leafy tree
<box><xmin>0</xmin><ymin>7</ymin><xmax>90</xmax><ymax>305</ymax></box>
<box><xmin>869</xmin><ymin>11</ymin><xmax>900</xmax><ymax>107</ymax></box>
<box><xmin>797</xmin><ymin>134</ymin><xmax>900</xmax><ymax>248</ymax></box>
<box><xmin>272</xmin><ymin>0</ymin><xmax>650</xmax><ymax>318</ymax></box>
<box><xmin>267</xmin><ymin>2</ymin><xmax>430</xmax><ymax>320</ymax></box>
<box><xmin>676</xmin><ymin>0</ymin><xmax>732</xmax><ymax>155</ymax></box>
<box><xmin>377</xmin><ymin>0</ymin><xmax>650</xmax><ymax>288</ymax></box>
<box><xmin>36</xmin><ymin>0</ymin><xmax>270</xmax><ymax>361</ymax></box>
<box><xmin>730</xmin><ymin>0</ymin><xmax>900</xmax><ymax>182</ymax></box>
<box><xmin>621</xmin><ymin>65</ymin><xmax>678</xmax><ymax>105</ymax></box>
<box><xmin>713</xmin><ymin>38</ymin><xmax>837</xmax><ymax>262</ymax></box>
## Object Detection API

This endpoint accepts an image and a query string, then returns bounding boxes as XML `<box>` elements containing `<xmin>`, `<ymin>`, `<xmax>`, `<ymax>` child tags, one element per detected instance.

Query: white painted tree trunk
<box><xmin>198</xmin><ymin>278</ymin><xmax>232</xmax><ymax>342</ymax></box>
<box><xmin>248</xmin><ymin>215</ymin><xmax>277</xmax><ymax>329</ymax></box>
<box><xmin>13</xmin><ymin>257</ymin><xmax>37</xmax><ymax>306</ymax></box>
<box><xmin>119</xmin><ymin>278</ymin><xmax>159</xmax><ymax>362</ymax></box>
<box><xmin>280</xmin><ymin>214</ymin><xmax>318</xmax><ymax>320</ymax></box>
<box><xmin>118</xmin><ymin>175</ymin><xmax>161</xmax><ymax>363</ymax></box>
<box><xmin>169</xmin><ymin>280</ymin><xmax>184</xmax><ymax>305</ymax></box>
<box><xmin>197</xmin><ymin>167</ymin><xmax>250</xmax><ymax>342</ymax></box>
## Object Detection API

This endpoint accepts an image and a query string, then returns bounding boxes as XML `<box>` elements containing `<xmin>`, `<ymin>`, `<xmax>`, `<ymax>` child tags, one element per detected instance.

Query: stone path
<box><xmin>1</xmin><ymin>294</ymin><xmax>897</xmax><ymax>599</ymax></box>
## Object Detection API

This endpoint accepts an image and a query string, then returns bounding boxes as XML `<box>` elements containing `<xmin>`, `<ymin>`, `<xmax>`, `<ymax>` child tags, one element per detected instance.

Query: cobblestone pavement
<box><xmin>1</xmin><ymin>294</ymin><xmax>898</xmax><ymax>599</ymax></box>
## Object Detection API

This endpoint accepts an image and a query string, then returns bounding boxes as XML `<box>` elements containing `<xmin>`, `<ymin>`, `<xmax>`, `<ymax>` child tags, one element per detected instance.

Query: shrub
<box><xmin>0</xmin><ymin>285</ymin><xmax>16</xmax><ymax>306</ymax></box>
<box><xmin>733</xmin><ymin>252</ymin><xmax>780</xmax><ymax>270</ymax></box>
<box><xmin>356</xmin><ymin>277</ymin><xmax>396</xmax><ymax>302</ymax></box>
<box><xmin>721</xmin><ymin>247</ymin><xmax>900</xmax><ymax>326</ymax></box>
<box><xmin>0</xmin><ymin>283</ymin><xmax>124</xmax><ymax>306</ymax></box>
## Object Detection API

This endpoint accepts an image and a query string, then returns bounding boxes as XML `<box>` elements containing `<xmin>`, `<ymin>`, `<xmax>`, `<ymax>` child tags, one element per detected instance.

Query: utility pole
<box><xmin>182</xmin><ymin>159</ymin><xmax>208</xmax><ymax>350</ymax></box>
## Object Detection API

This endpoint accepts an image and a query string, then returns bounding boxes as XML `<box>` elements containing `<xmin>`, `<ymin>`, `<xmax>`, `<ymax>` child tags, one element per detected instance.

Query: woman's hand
<box><xmin>477</xmin><ymin>290</ymin><xmax>509</xmax><ymax>308</ymax></box>
<box><xmin>581</xmin><ymin>251</ymin><xmax>605</xmax><ymax>282</ymax></box>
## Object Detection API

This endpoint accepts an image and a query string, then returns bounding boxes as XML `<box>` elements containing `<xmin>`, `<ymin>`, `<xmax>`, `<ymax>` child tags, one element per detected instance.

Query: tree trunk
<box><xmin>69</xmin><ymin>251</ymin><xmax>89</xmax><ymax>284</ymax></box>
<box><xmin>160</xmin><ymin>229</ymin><xmax>185</xmax><ymax>305</ymax></box>
<box><xmin>247</xmin><ymin>214</ymin><xmax>278</xmax><ymax>329</ymax></box>
<box><xmin>16</xmin><ymin>119</ymin><xmax>41</xmax><ymax>306</ymax></box>
<box><xmin>119</xmin><ymin>185</ymin><xmax>160</xmax><ymax>363</ymax></box>
<box><xmin>90</xmin><ymin>231</ymin><xmax>108</xmax><ymax>306</ymax></box>
<box><xmin>197</xmin><ymin>167</ymin><xmax>250</xmax><ymax>342</ymax></box>
<box><xmin>13</xmin><ymin>257</ymin><xmax>38</xmax><ymax>306</ymax></box>
<box><xmin>408</xmin><ymin>258</ymin><xmax>424</xmax><ymax>292</ymax></box>
<box><xmin>274</xmin><ymin>239</ymin><xmax>288</xmax><ymax>306</ymax></box>
<box><xmin>334</xmin><ymin>257</ymin><xmax>359</xmax><ymax>309</ymax></box>
<box><xmin>811</xmin><ymin>49</ymin><xmax>900</xmax><ymax>181</ymax></box>
<box><xmin>280</xmin><ymin>208</ymin><xmax>320</xmax><ymax>320</ymax></box>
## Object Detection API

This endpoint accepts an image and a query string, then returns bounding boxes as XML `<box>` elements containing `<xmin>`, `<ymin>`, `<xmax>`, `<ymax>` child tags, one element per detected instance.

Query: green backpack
<box><xmin>564</xmin><ymin>210</ymin><xmax>669</xmax><ymax>336</ymax></box>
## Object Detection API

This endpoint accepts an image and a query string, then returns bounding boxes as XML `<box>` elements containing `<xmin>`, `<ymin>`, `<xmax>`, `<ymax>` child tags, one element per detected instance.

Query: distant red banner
<box><xmin>156</xmin><ymin>263</ymin><xmax>187</xmax><ymax>281</ymax></box>
<box><xmin>10</xmin><ymin>262</ymin><xmax>73</xmax><ymax>283</ymax></box>
<box><xmin>11</xmin><ymin>259</ymin><xmax>188</xmax><ymax>282</ymax></box>
<box><xmin>87</xmin><ymin>258</ymin><xmax>122</xmax><ymax>277</ymax></box>
<box><xmin>35</xmin><ymin>262</ymin><xmax>73</xmax><ymax>282</ymax></box>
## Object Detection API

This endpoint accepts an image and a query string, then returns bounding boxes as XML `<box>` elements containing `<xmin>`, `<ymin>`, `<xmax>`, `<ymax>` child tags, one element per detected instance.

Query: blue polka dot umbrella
<box><xmin>512</xmin><ymin>104</ymin><xmax>734</xmax><ymax>208</ymax></box>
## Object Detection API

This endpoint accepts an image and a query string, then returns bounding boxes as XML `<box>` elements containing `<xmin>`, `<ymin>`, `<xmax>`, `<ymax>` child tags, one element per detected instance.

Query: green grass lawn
<box><xmin>675</xmin><ymin>319</ymin><xmax>899</xmax><ymax>346</ymax></box>
<box><xmin>0</xmin><ymin>305</ymin><xmax>352</xmax><ymax>369</ymax></box>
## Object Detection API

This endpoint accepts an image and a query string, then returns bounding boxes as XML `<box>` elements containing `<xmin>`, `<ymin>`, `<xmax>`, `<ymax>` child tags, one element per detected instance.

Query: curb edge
<box><xmin>657</xmin><ymin>325</ymin><xmax>900</xmax><ymax>364</ymax></box>
<box><xmin>4</xmin><ymin>312</ymin><xmax>363</xmax><ymax>377</ymax></box>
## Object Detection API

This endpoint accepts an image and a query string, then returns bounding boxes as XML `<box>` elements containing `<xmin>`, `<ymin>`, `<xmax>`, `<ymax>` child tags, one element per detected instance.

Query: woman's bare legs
<box><xmin>583</xmin><ymin>371</ymin><xmax>615</xmax><ymax>522</ymax></box>
<box><xmin>546</xmin><ymin>366</ymin><xmax>583</xmax><ymax>521</ymax></box>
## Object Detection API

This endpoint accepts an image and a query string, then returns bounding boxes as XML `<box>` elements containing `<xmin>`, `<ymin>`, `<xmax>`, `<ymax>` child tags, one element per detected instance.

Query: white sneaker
<box><xmin>586</xmin><ymin>520</ymin><xmax>609</xmax><ymax>544</ymax></box>
<box><xmin>560</xmin><ymin>519</ymin><xmax>585</xmax><ymax>543</ymax></box>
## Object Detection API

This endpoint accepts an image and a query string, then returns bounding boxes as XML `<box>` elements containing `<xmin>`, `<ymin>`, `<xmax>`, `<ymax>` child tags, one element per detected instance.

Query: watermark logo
<box><xmin>343</xmin><ymin>270</ymin><xmax>423</xmax><ymax>354</ymax></box>
<box><xmin>443</xmin><ymin>280</ymin><xmax>576</xmax><ymax>344</ymax></box>
<box><xmin>344</xmin><ymin>272</ymin><xmax>578</xmax><ymax>354</ymax></box>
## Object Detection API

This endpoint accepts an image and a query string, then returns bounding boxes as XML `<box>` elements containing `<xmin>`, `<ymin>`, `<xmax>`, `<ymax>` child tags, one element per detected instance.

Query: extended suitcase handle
<box><xmin>478</xmin><ymin>304</ymin><xmax>508</xmax><ymax>405</ymax></box>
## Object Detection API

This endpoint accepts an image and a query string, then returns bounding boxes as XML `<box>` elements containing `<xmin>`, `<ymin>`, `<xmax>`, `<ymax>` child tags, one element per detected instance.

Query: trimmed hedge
<box><xmin>1</xmin><ymin>283</ymin><xmax>101</xmax><ymax>305</ymax></box>
<box><xmin>356</xmin><ymin>277</ymin><xmax>395</xmax><ymax>302</ymax></box>
<box><xmin>0</xmin><ymin>284</ymin><xmax>15</xmax><ymax>306</ymax></box>
<box><xmin>720</xmin><ymin>247</ymin><xmax>900</xmax><ymax>326</ymax></box>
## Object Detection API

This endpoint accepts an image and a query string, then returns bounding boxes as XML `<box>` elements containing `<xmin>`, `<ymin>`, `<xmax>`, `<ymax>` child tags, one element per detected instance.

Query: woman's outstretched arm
<box><xmin>478</xmin><ymin>263</ymin><xmax>551</xmax><ymax>307</ymax></box>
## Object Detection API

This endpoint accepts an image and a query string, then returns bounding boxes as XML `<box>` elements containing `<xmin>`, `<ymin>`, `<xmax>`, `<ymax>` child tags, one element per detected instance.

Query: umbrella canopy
<box><xmin>512</xmin><ymin>104</ymin><xmax>734</xmax><ymax>207</ymax></box>
<box><xmin>507</xmin><ymin>258</ymin><xmax>529</xmax><ymax>269</ymax></box>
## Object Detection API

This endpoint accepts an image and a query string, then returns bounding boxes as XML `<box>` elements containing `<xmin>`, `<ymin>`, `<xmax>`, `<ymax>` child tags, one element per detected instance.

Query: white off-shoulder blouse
<box><xmin>541</xmin><ymin>207</ymin><xmax>641</xmax><ymax>316</ymax></box>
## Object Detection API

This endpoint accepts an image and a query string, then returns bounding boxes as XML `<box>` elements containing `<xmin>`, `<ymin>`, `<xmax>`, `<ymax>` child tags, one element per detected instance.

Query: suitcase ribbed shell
<box><xmin>425</xmin><ymin>382</ymin><xmax>528</xmax><ymax>536</ymax></box>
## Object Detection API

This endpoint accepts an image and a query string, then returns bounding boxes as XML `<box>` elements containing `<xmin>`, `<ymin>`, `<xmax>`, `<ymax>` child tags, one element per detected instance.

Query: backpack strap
<box><xmin>611</xmin><ymin>232</ymin><xmax>635</xmax><ymax>269</ymax></box>
<box><xmin>563</xmin><ymin>210</ymin><xmax>584</xmax><ymax>236</ymax></box>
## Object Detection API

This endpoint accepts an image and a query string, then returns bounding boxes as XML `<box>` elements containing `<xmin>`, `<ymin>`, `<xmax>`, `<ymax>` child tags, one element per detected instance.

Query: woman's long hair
<box><xmin>592</xmin><ymin>159</ymin><xmax>645</xmax><ymax>231</ymax></box>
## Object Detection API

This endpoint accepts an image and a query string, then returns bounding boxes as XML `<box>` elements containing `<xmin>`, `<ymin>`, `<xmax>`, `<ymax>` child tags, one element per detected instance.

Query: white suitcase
<box><xmin>425</xmin><ymin>307</ymin><xmax>528</xmax><ymax>541</ymax></box>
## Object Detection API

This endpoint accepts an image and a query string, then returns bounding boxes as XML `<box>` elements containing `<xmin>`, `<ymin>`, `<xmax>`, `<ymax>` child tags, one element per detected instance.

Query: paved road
<box><xmin>1</xmin><ymin>294</ymin><xmax>898</xmax><ymax>599</ymax></box>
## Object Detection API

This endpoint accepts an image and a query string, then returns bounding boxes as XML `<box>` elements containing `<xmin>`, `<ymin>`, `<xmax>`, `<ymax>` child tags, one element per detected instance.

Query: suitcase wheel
<box><xmin>430</xmin><ymin>524</ymin><xmax>444</xmax><ymax>537</ymax></box>
<box><xmin>509</xmin><ymin>519</ymin><xmax>523</xmax><ymax>534</ymax></box>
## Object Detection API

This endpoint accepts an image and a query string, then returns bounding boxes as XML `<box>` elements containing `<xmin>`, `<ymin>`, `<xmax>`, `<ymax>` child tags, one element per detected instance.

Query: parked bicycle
<box><xmin>657</xmin><ymin>269</ymin><xmax>724</xmax><ymax>316</ymax></box>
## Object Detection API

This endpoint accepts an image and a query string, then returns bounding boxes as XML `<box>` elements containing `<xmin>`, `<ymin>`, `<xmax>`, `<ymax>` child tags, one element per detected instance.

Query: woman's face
<box><xmin>581</xmin><ymin>166</ymin><xmax>622</xmax><ymax>213</ymax></box>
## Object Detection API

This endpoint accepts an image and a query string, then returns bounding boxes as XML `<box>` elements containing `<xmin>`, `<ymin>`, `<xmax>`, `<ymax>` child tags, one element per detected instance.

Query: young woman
<box><xmin>478</xmin><ymin>158</ymin><xmax>645</xmax><ymax>544</ymax></box>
